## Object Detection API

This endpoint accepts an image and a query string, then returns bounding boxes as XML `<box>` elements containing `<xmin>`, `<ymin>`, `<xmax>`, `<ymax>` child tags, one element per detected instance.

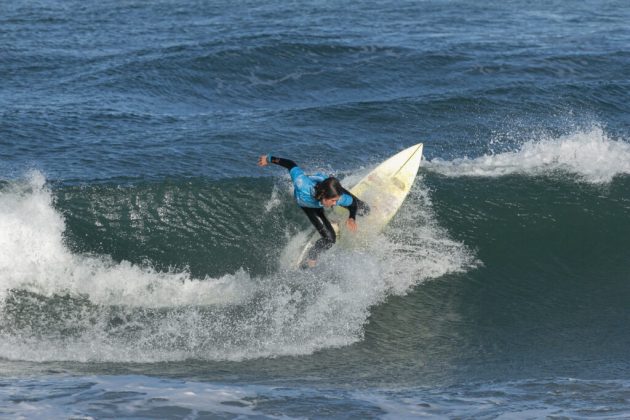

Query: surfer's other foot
<box><xmin>300</xmin><ymin>259</ymin><xmax>317</xmax><ymax>269</ymax></box>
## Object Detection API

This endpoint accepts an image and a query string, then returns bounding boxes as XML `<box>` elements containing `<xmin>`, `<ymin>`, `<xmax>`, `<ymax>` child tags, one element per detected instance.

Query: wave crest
<box><xmin>426</xmin><ymin>127</ymin><xmax>630</xmax><ymax>184</ymax></box>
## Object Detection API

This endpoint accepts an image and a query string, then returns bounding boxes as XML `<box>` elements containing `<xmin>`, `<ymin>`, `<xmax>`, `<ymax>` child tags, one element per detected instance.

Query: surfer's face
<box><xmin>321</xmin><ymin>196</ymin><xmax>340</xmax><ymax>208</ymax></box>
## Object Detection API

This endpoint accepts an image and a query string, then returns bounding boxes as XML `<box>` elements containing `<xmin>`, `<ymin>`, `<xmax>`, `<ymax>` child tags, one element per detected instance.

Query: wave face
<box><xmin>0</xmin><ymin>172</ymin><xmax>474</xmax><ymax>362</ymax></box>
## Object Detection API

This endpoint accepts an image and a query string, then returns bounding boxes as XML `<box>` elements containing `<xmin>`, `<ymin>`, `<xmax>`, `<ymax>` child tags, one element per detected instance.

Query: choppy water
<box><xmin>2</xmin><ymin>0</ymin><xmax>630</xmax><ymax>418</ymax></box>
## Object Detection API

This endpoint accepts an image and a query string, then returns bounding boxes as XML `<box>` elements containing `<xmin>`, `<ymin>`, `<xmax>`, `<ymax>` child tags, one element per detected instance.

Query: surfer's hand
<box><xmin>258</xmin><ymin>155</ymin><xmax>269</xmax><ymax>167</ymax></box>
<box><xmin>346</xmin><ymin>218</ymin><xmax>357</xmax><ymax>232</ymax></box>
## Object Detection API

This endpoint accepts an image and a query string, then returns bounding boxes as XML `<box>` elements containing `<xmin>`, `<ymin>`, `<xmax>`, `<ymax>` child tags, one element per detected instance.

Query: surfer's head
<box><xmin>315</xmin><ymin>177</ymin><xmax>343</xmax><ymax>207</ymax></box>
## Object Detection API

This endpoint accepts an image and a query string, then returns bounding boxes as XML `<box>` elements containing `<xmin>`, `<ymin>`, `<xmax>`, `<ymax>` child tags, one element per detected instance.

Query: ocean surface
<box><xmin>2</xmin><ymin>0</ymin><xmax>630</xmax><ymax>418</ymax></box>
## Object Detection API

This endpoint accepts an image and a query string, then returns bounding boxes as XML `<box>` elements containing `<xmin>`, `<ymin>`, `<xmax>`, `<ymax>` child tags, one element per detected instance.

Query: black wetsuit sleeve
<box><xmin>269</xmin><ymin>156</ymin><xmax>297</xmax><ymax>171</ymax></box>
<box><xmin>340</xmin><ymin>188</ymin><xmax>370</xmax><ymax>219</ymax></box>
<box><xmin>340</xmin><ymin>188</ymin><xmax>359</xmax><ymax>219</ymax></box>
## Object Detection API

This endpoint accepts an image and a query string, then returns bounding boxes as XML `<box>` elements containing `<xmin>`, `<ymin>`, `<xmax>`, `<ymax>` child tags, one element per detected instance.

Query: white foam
<box><xmin>425</xmin><ymin>127</ymin><xmax>630</xmax><ymax>184</ymax></box>
<box><xmin>0</xmin><ymin>172</ymin><xmax>475</xmax><ymax>363</ymax></box>
<box><xmin>263</xmin><ymin>184</ymin><xmax>282</xmax><ymax>213</ymax></box>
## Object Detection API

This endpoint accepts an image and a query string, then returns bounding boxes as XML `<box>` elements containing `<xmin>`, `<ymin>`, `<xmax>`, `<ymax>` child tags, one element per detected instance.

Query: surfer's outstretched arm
<box><xmin>258</xmin><ymin>155</ymin><xmax>297</xmax><ymax>171</ymax></box>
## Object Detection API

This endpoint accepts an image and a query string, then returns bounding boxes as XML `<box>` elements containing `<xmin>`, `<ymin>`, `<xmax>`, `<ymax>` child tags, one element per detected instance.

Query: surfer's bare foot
<box><xmin>307</xmin><ymin>259</ymin><xmax>317</xmax><ymax>268</ymax></box>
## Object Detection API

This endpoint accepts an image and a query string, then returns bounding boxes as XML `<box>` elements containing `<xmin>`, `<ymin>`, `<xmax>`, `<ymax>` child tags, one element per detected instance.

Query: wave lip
<box><xmin>426</xmin><ymin>127</ymin><xmax>630</xmax><ymax>184</ymax></box>
<box><xmin>0</xmin><ymin>172</ymin><xmax>253</xmax><ymax>308</ymax></box>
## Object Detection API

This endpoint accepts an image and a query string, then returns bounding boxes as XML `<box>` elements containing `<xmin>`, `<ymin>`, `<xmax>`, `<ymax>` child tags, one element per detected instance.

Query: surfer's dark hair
<box><xmin>314</xmin><ymin>177</ymin><xmax>343</xmax><ymax>200</ymax></box>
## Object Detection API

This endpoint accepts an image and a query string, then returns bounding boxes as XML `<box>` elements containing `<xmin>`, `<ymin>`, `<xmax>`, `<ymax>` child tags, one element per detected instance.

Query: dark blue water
<box><xmin>2</xmin><ymin>0</ymin><xmax>630</xmax><ymax>417</ymax></box>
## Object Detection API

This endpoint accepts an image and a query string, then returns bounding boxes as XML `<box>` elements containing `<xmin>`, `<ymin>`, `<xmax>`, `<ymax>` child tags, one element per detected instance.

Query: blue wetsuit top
<box><xmin>290</xmin><ymin>167</ymin><xmax>353</xmax><ymax>208</ymax></box>
<box><xmin>268</xmin><ymin>155</ymin><xmax>358</xmax><ymax>218</ymax></box>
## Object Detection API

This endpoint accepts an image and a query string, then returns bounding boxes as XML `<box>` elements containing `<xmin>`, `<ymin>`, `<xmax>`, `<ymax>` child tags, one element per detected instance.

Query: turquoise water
<box><xmin>2</xmin><ymin>0</ymin><xmax>630</xmax><ymax>418</ymax></box>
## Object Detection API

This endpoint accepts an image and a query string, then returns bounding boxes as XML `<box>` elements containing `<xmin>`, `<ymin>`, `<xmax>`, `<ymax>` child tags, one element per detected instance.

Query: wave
<box><xmin>0</xmin><ymin>171</ymin><xmax>474</xmax><ymax>362</ymax></box>
<box><xmin>425</xmin><ymin>126</ymin><xmax>630</xmax><ymax>184</ymax></box>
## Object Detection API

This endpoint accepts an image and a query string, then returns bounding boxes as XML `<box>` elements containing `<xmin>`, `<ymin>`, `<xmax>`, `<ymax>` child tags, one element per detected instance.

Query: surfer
<box><xmin>258</xmin><ymin>154</ymin><xmax>369</xmax><ymax>267</ymax></box>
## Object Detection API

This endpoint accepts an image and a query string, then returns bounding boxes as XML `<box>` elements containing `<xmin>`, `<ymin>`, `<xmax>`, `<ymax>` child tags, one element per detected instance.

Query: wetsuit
<box><xmin>268</xmin><ymin>155</ymin><xmax>370</xmax><ymax>260</ymax></box>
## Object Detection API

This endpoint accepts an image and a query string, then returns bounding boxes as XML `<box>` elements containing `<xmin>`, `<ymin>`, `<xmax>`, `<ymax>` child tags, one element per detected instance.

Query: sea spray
<box><xmin>425</xmin><ymin>127</ymin><xmax>630</xmax><ymax>184</ymax></box>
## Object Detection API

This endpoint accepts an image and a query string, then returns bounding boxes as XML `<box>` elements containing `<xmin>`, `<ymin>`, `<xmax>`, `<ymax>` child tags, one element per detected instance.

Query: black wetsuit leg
<box><xmin>301</xmin><ymin>207</ymin><xmax>336</xmax><ymax>260</ymax></box>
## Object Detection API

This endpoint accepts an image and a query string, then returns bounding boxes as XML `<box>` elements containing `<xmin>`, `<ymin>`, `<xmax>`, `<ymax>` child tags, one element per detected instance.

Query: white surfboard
<box><xmin>296</xmin><ymin>143</ymin><xmax>424</xmax><ymax>267</ymax></box>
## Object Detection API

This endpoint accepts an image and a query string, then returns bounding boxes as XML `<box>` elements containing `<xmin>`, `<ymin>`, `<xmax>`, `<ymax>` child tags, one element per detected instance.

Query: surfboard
<box><xmin>296</xmin><ymin>143</ymin><xmax>424</xmax><ymax>268</ymax></box>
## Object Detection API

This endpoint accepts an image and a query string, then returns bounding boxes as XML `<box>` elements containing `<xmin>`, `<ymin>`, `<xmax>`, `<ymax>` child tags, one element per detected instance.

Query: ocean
<box><xmin>1</xmin><ymin>0</ymin><xmax>630</xmax><ymax>418</ymax></box>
